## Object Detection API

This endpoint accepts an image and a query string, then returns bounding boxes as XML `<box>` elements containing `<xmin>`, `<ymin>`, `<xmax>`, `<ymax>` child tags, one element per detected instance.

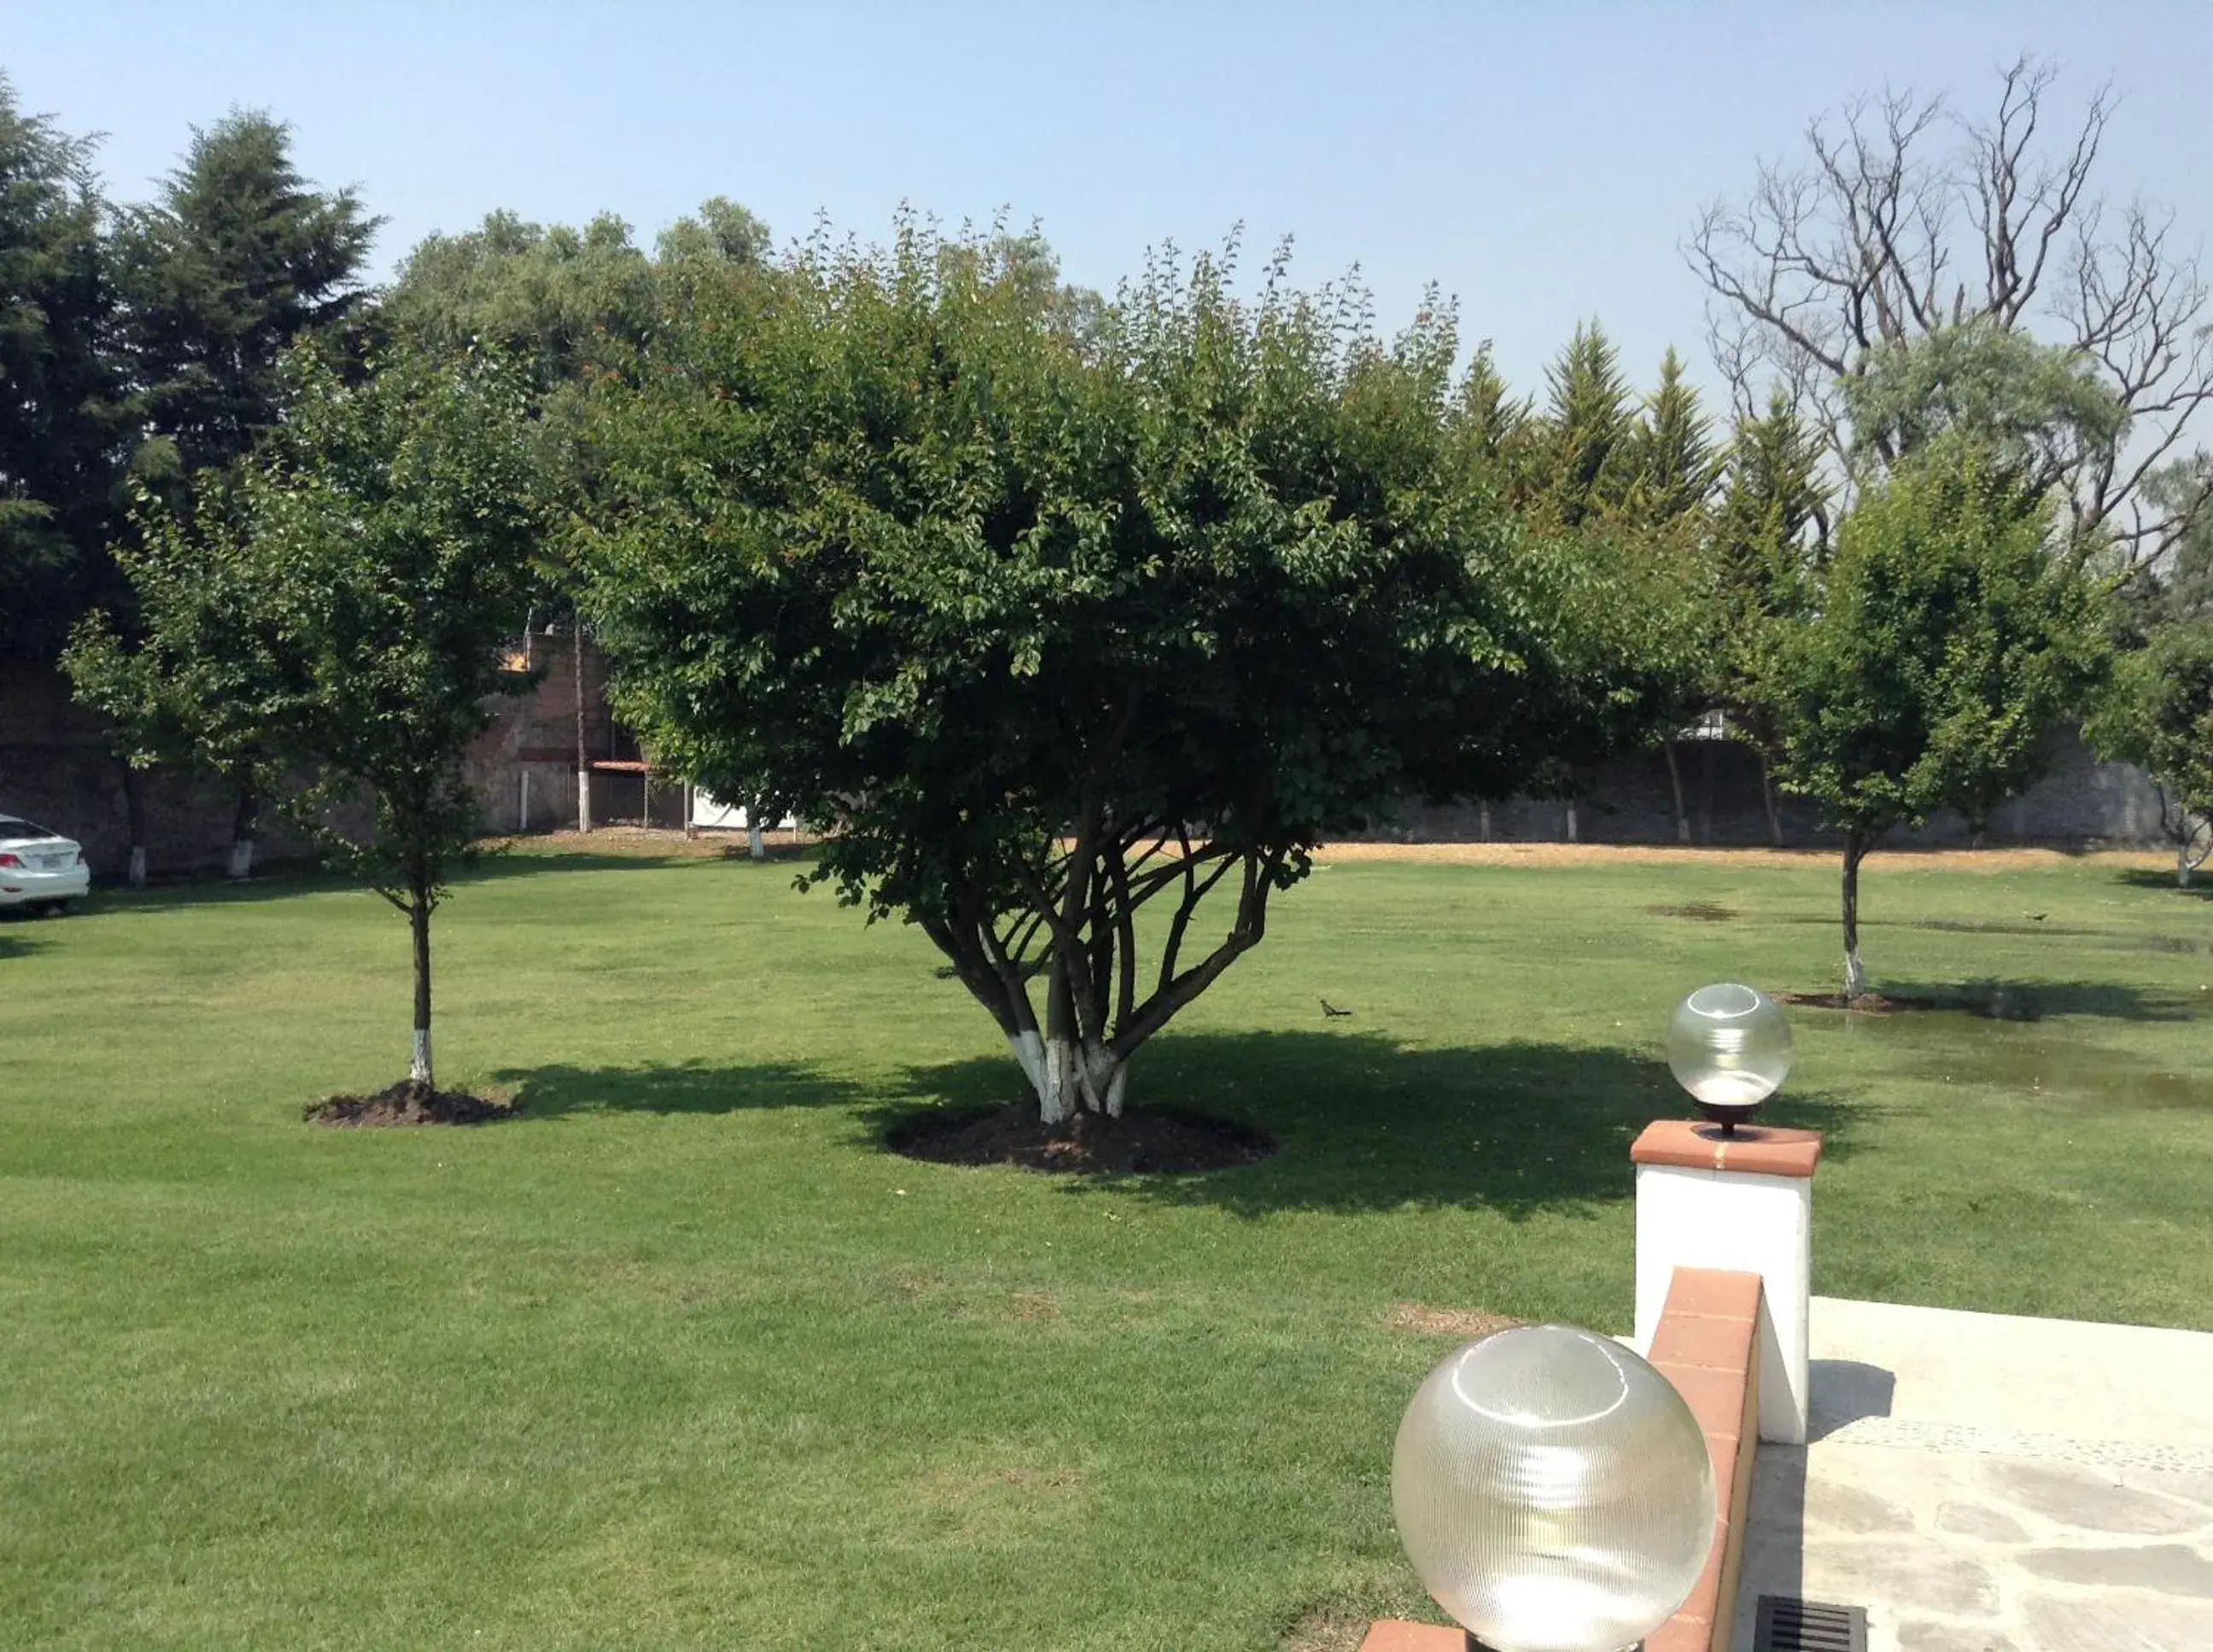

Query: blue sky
<box><xmin>8</xmin><ymin>3</ymin><xmax>2210</xmax><ymax>406</ymax></box>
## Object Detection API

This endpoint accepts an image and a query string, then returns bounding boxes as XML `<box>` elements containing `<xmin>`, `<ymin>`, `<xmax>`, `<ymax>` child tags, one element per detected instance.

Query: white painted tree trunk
<box><xmin>1565</xmin><ymin>801</ymin><xmax>1579</xmax><ymax>844</ymax></box>
<box><xmin>1024</xmin><ymin>1034</ymin><xmax>1125</xmax><ymax>1125</ymax></box>
<box><xmin>411</xmin><ymin>1027</ymin><xmax>432</xmax><ymax>1086</ymax></box>
<box><xmin>1478</xmin><ymin>801</ymin><xmax>1492</xmax><ymax>842</ymax></box>
<box><xmin>749</xmin><ymin>822</ymin><xmax>767</xmax><ymax>860</ymax></box>
<box><xmin>2182</xmin><ymin>843</ymin><xmax>2194</xmax><ymax>890</ymax></box>
<box><xmin>127</xmin><ymin>846</ymin><xmax>147</xmax><ymax>888</ymax></box>
<box><xmin>1843</xmin><ymin>948</ymin><xmax>1867</xmax><ymax>1001</ymax></box>
<box><xmin>576</xmin><ymin>770</ymin><xmax>593</xmax><ymax>833</ymax></box>
<box><xmin>226</xmin><ymin>838</ymin><xmax>256</xmax><ymax>880</ymax></box>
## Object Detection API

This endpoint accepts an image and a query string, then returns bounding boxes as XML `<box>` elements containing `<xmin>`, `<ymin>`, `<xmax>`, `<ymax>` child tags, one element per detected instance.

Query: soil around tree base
<box><xmin>888</xmin><ymin>1102</ymin><xmax>1276</xmax><ymax>1174</ymax></box>
<box><xmin>307</xmin><ymin>1081</ymin><xmax>519</xmax><ymax>1126</ymax></box>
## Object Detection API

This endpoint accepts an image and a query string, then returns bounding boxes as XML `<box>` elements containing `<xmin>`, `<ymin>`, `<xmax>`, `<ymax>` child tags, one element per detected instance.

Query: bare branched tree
<box><xmin>1688</xmin><ymin>55</ymin><xmax>2213</xmax><ymax>579</ymax></box>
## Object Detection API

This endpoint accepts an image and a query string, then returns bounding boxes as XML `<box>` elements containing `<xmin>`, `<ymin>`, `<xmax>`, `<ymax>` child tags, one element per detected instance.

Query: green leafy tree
<box><xmin>1772</xmin><ymin>437</ymin><xmax>2108</xmax><ymax>997</ymax></box>
<box><xmin>385</xmin><ymin>201</ymin><xmax>774</xmax><ymax>837</ymax></box>
<box><xmin>0</xmin><ymin>75</ymin><xmax>127</xmax><ymax>668</ymax></box>
<box><xmin>67</xmin><ymin>347</ymin><xmax>541</xmax><ymax>1093</ymax></box>
<box><xmin>2087</xmin><ymin>623</ymin><xmax>2213</xmax><ymax>887</ymax></box>
<box><xmin>578</xmin><ymin>226</ymin><xmax>1685</xmax><ymax>1125</ymax></box>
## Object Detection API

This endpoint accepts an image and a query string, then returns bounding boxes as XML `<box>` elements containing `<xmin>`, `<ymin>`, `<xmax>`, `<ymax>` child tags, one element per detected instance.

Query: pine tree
<box><xmin>111</xmin><ymin>111</ymin><xmax>380</xmax><ymax>487</ymax></box>
<box><xmin>1535</xmin><ymin>321</ymin><xmax>1635</xmax><ymax>526</ymax></box>
<box><xmin>0</xmin><ymin>76</ymin><xmax>126</xmax><ymax>668</ymax></box>
<box><xmin>1632</xmin><ymin>347</ymin><xmax>1719</xmax><ymax>522</ymax></box>
<box><xmin>1712</xmin><ymin>390</ymin><xmax>1830</xmax><ymax>844</ymax></box>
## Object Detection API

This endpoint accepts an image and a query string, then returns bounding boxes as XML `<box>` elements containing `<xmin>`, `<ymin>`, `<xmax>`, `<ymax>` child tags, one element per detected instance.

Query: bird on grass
<box><xmin>1320</xmin><ymin>998</ymin><xmax>1353</xmax><ymax>1019</ymax></box>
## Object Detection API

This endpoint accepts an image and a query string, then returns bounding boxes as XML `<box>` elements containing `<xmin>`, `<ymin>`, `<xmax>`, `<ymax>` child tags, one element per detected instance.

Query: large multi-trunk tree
<box><xmin>67</xmin><ymin>345</ymin><xmax>541</xmax><ymax>1093</ymax></box>
<box><xmin>578</xmin><ymin>226</ymin><xmax>1693</xmax><ymax>1125</ymax></box>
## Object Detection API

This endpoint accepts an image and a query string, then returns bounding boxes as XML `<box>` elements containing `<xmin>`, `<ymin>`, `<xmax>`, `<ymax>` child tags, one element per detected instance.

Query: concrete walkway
<box><xmin>1732</xmin><ymin>1298</ymin><xmax>2213</xmax><ymax>1651</ymax></box>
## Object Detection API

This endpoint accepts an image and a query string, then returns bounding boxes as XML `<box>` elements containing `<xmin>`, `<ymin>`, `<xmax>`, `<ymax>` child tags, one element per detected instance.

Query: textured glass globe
<box><xmin>1667</xmin><ymin>982</ymin><xmax>1793</xmax><ymax>1112</ymax></box>
<box><xmin>1392</xmin><ymin>1325</ymin><xmax>1716</xmax><ymax>1652</ymax></box>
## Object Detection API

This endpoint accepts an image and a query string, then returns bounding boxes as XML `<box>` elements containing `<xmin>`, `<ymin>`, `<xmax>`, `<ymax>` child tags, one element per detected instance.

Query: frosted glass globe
<box><xmin>1667</xmin><ymin>983</ymin><xmax>1792</xmax><ymax>1114</ymax></box>
<box><xmin>1392</xmin><ymin>1325</ymin><xmax>1717</xmax><ymax>1652</ymax></box>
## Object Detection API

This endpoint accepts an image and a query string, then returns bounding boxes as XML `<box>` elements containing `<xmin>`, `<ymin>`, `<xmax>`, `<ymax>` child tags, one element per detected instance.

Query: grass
<box><xmin>1</xmin><ymin>840</ymin><xmax>2207</xmax><ymax>1649</ymax></box>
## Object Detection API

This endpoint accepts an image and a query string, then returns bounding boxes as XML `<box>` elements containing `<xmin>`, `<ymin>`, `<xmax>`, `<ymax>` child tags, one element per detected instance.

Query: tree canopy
<box><xmin>1771</xmin><ymin>435</ymin><xmax>2108</xmax><ymax>995</ymax></box>
<box><xmin>0</xmin><ymin>75</ymin><xmax>126</xmax><ymax>668</ymax></box>
<box><xmin>67</xmin><ymin>345</ymin><xmax>543</xmax><ymax>1089</ymax></box>
<box><xmin>577</xmin><ymin>226</ymin><xmax>1696</xmax><ymax>1123</ymax></box>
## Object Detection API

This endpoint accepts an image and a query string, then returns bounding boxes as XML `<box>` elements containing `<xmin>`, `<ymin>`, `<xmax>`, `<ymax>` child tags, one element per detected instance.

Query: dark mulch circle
<box><xmin>306</xmin><ymin>1080</ymin><xmax>519</xmax><ymax>1127</ymax></box>
<box><xmin>887</xmin><ymin>1102</ymin><xmax>1276</xmax><ymax>1175</ymax></box>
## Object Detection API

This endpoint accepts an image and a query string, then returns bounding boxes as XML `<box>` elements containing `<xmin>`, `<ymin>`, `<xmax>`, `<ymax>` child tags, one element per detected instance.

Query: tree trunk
<box><xmin>1841</xmin><ymin>828</ymin><xmax>1868</xmax><ymax>1001</ymax></box>
<box><xmin>227</xmin><ymin>782</ymin><xmax>258</xmax><ymax>880</ymax></box>
<box><xmin>1699</xmin><ymin>738</ymin><xmax>1716</xmax><ymax>844</ymax></box>
<box><xmin>1565</xmin><ymin>800</ymin><xmax>1579</xmax><ymax>844</ymax></box>
<box><xmin>122</xmin><ymin>762</ymin><xmax>148</xmax><ymax>888</ymax></box>
<box><xmin>749</xmin><ymin>818</ymin><xmax>767</xmax><ymax>860</ymax></box>
<box><xmin>2182</xmin><ymin>840</ymin><xmax>2194</xmax><ymax>890</ymax></box>
<box><xmin>573</xmin><ymin>623</ymin><xmax>592</xmax><ymax>833</ymax></box>
<box><xmin>1478</xmin><ymin>800</ymin><xmax>1492</xmax><ymax>842</ymax></box>
<box><xmin>410</xmin><ymin>889</ymin><xmax>434</xmax><ymax>1089</ymax></box>
<box><xmin>1662</xmin><ymin>738</ymin><xmax>1690</xmax><ymax>844</ymax></box>
<box><xmin>1758</xmin><ymin>749</ymin><xmax>1783</xmax><ymax>848</ymax></box>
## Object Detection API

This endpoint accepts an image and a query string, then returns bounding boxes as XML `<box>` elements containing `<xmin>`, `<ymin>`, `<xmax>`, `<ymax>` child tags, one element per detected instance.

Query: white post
<box><xmin>1631</xmin><ymin>1121</ymin><xmax>1821</xmax><ymax>1444</ymax></box>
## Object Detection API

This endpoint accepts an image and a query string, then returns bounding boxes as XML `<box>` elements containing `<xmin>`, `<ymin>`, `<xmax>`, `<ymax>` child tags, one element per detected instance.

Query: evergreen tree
<box><xmin>0</xmin><ymin>75</ymin><xmax>126</xmax><ymax>668</ymax></box>
<box><xmin>1632</xmin><ymin>347</ymin><xmax>1719</xmax><ymax>522</ymax></box>
<box><xmin>1534</xmin><ymin>321</ymin><xmax>1635</xmax><ymax>527</ymax></box>
<box><xmin>1710</xmin><ymin>391</ymin><xmax>1828</xmax><ymax>843</ymax></box>
<box><xmin>1458</xmin><ymin>341</ymin><xmax>1533</xmax><ymax>502</ymax></box>
<box><xmin>111</xmin><ymin>110</ymin><xmax>379</xmax><ymax>488</ymax></box>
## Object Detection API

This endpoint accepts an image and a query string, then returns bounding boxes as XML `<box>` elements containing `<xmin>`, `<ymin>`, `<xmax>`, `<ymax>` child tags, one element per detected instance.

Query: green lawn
<box><xmin>2</xmin><ymin>843</ymin><xmax>2207</xmax><ymax>1649</ymax></box>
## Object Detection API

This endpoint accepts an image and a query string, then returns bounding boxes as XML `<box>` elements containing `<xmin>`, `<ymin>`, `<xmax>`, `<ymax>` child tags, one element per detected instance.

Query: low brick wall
<box><xmin>1362</xmin><ymin>1265</ymin><xmax>1763</xmax><ymax>1652</ymax></box>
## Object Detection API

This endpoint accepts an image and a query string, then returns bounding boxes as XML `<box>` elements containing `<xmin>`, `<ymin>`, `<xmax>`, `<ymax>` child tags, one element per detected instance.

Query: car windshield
<box><xmin>0</xmin><ymin>816</ymin><xmax>61</xmax><ymax>840</ymax></box>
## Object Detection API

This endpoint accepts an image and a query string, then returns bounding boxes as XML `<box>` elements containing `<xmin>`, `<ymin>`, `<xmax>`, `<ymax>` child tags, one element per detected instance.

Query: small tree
<box><xmin>68</xmin><ymin>346</ymin><xmax>540</xmax><ymax>1093</ymax></box>
<box><xmin>2087</xmin><ymin>623</ymin><xmax>2213</xmax><ymax>887</ymax></box>
<box><xmin>1771</xmin><ymin>437</ymin><xmax>2107</xmax><ymax>997</ymax></box>
<box><xmin>580</xmin><ymin>227</ymin><xmax>1686</xmax><ymax>1125</ymax></box>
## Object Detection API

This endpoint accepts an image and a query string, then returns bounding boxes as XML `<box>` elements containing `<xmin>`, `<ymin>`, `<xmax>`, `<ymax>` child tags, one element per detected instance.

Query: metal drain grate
<box><xmin>1753</xmin><ymin>1595</ymin><xmax>1869</xmax><ymax>1651</ymax></box>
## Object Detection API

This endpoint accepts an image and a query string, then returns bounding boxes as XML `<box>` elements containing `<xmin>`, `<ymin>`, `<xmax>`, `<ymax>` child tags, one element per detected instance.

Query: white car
<box><xmin>0</xmin><ymin>816</ymin><xmax>91</xmax><ymax>914</ymax></box>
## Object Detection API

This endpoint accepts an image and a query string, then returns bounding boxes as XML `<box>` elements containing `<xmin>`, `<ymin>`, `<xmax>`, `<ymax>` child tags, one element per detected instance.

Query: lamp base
<box><xmin>1692</xmin><ymin>1100</ymin><xmax>1762</xmax><ymax>1135</ymax></box>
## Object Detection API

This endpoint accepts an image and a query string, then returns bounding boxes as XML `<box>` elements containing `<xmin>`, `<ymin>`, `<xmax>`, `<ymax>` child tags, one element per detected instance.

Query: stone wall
<box><xmin>1377</xmin><ymin>729</ymin><xmax>2165</xmax><ymax>849</ymax></box>
<box><xmin>0</xmin><ymin>643</ymin><xmax>2172</xmax><ymax>878</ymax></box>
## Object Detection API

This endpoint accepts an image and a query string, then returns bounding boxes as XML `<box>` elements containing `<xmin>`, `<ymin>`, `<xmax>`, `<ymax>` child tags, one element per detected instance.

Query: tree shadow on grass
<box><xmin>2114</xmin><ymin>867</ymin><xmax>2212</xmax><ymax>902</ymax></box>
<box><xmin>493</xmin><ymin>1059</ymin><xmax>867</xmax><ymax>1119</ymax></box>
<box><xmin>85</xmin><ymin>848</ymin><xmax>719</xmax><ymax>914</ymax></box>
<box><xmin>1867</xmin><ymin>980</ymin><xmax>2194</xmax><ymax>1023</ymax></box>
<box><xmin>884</xmin><ymin>1030</ymin><xmax>1859</xmax><ymax>1220</ymax></box>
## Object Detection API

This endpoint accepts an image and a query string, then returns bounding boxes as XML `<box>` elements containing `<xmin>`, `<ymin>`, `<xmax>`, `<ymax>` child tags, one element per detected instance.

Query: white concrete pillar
<box><xmin>1631</xmin><ymin>1120</ymin><xmax>1823</xmax><ymax>1445</ymax></box>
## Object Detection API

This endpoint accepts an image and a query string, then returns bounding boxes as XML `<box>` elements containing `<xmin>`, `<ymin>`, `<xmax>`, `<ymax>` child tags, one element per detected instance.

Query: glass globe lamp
<box><xmin>1392</xmin><ymin>1324</ymin><xmax>1717</xmax><ymax>1652</ymax></box>
<box><xmin>1666</xmin><ymin>982</ymin><xmax>1792</xmax><ymax>1134</ymax></box>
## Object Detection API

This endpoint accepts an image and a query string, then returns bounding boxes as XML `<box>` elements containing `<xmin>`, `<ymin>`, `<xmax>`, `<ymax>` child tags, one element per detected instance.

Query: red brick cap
<box><xmin>1358</xmin><ymin>1625</ymin><xmax>1464</xmax><ymax>1650</ymax></box>
<box><xmin>1630</xmin><ymin>1118</ymin><xmax>1822</xmax><ymax>1178</ymax></box>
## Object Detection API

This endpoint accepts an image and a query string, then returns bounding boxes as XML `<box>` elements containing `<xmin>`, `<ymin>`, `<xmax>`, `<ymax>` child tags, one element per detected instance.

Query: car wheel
<box><xmin>38</xmin><ymin>901</ymin><xmax>70</xmax><ymax>918</ymax></box>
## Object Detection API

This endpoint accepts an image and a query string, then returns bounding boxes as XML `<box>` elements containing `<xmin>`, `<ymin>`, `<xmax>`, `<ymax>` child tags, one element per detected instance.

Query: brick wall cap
<box><xmin>1631</xmin><ymin>1118</ymin><xmax>1822</xmax><ymax>1177</ymax></box>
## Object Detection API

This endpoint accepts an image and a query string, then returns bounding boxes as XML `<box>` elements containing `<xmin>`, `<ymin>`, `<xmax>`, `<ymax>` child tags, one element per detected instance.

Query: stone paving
<box><xmin>1731</xmin><ymin>1299</ymin><xmax>2213</xmax><ymax>1652</ymax></box>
